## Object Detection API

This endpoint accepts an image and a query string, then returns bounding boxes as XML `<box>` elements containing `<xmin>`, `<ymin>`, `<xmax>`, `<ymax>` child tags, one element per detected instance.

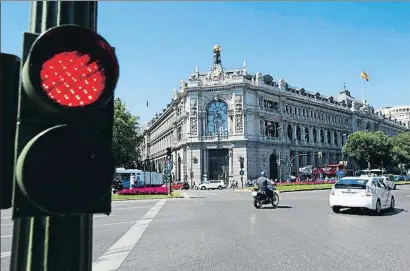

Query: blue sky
<box><xmin>2</xmin><ymin>2</ymin><xmax>409</xmax><ymax>124</ymax></box>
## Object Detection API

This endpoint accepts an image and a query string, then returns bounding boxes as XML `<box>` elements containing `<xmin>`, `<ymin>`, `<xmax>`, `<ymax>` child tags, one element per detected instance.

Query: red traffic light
<box><xmin>40</xmin><ymin>51</ymin><xmax>106</xmax><ymax>107</ymax></box>
<box><xmin>22</xmin><ymin>25</ymin><xmax>119</xmax><ymax>111</ymax></box>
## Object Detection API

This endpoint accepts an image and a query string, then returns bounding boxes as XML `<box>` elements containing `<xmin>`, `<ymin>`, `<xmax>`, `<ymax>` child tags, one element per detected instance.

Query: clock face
<box><xmin>211</xmin><ymin>65</ymin><xmax>222</xmax><ymax>75</ymax></box>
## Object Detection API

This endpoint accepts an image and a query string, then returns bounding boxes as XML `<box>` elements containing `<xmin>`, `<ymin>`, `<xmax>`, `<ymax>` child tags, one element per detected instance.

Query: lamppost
<box><xmin>288</xmin><ymin>153</ymin><xmax>308</xmax><ymax>181</ymax></box>
<box><xmin>238</xmin><ymin>155</ymin><xmax>245</xmax><ymax>188</ymax></box>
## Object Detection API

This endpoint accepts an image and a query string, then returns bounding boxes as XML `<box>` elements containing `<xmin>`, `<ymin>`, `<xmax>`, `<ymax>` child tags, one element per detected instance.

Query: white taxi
<box><xmin>329</xmin><ymin>177</ymin><xmax>395</xmax><ymax>215</ymax></box>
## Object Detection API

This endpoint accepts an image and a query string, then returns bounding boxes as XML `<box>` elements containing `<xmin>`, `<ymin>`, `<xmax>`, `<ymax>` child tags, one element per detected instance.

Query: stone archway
<box><xmin>269</xmin><ymin>153</ymin><xmax>278</xmax><ymax>180</ymax></box>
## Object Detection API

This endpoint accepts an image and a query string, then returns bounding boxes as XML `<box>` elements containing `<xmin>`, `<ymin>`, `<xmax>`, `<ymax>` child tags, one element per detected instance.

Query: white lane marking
<box><xmin>95</xmin><ymin>220</ymin><xmax>137</xmax><ymax>227</ymax></box>
<box><xmin>1</xmin><ymin>251</ymin><xmax>11</xmax><ymax>258</ymax></box>
<box><xmin>406</xmin><ymin>195</ymin><xmax>410</xmax><ymax>198</ymax></box>
<box><xmin>206</xmin><ymin>192</ymin><xmax>217</xmax><ymax>196</ymax></box>
<box><xmin>112</xmin><ymin>206</ymin><xmax>151</xmax><ymax>211</ymax></box>
<box><xmin>92</xmin><ymin>199</ymin><xmax>167</xmax><ymax>271</ymax></box>
<box><xmin>1</xmin><ymin>235</ymin><xmax>12</xmax><ymax>238</ymax></box>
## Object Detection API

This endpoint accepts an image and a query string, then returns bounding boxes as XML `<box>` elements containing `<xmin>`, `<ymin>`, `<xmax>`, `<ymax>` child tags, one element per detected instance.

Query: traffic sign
<box><xmin>240</xmin><ymin>170</ymin><xmax>244</xmax><ymax>176</ymax></box>
<box><xmin>165</xmin><ymin>161</ymin><xmax>173</xmax><ymax>171</ymax></box>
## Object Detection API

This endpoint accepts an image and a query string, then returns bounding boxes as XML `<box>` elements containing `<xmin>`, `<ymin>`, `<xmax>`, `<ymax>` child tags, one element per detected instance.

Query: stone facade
<box><xmin>377</xmin><ymin>106</ymin><xmax>410</xmax><ymax>128</ymax></box>
<box><xmin>141</xmin><ymin>46</ymin><xmax>408</xmax><ymax>185</ymax></box>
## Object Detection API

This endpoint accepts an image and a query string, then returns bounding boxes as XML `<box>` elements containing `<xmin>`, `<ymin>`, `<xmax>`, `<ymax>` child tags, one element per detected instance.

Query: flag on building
<box><xmin>361</xmin><ymin>71</ymin><xmax>369</xmax><ymax>81</ymax></box>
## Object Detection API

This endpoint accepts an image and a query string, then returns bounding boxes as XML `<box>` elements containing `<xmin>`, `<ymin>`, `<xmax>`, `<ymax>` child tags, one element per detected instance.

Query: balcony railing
<box><xmin>204</xmin><ymin>131</ymin><xmax>229</xmax><ymax>141</ymax></box>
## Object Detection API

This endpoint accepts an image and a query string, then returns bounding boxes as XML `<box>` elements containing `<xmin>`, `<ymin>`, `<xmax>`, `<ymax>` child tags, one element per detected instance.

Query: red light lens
<box><xmin>40</xmin><ymin>51</ymin><xmax>106</xmax><ymax>107</ymax></box>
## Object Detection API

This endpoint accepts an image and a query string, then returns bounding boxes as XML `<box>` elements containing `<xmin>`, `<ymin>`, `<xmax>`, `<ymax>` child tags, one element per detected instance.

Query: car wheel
<box><xmin>195</xmin><ymin>186</ymin><xmax>199</xmax><ymax>190</ymax></box>
<box><xmin>390</xmin><ymin>197</ymin><xmax>395</xmax><ymax>210</ymax></box>
<box><xmin>201</xmin><ymin>186</ymin><xmax>206</xmax><ymax>190</ymax></box>
<box><xmin>332</xmin><ymin>206</ymin><xmax>341</xmax><ymax>213</ymax></box>
<box><xmin>375</xmin><ymin>200</ymin><xmax>382</xmax><ymax>215</ymax></box>
<box><xmin>218</xmin><ymin>185</ymin><xmax>223</xmax><ymax>190</ymax></box>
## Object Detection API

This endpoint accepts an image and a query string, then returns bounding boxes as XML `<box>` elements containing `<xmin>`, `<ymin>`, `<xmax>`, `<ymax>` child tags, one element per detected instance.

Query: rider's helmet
<box><xmin>260</xmin><ymin>171</ymin><xmax>267</xmax><ymax>177</ymax></box>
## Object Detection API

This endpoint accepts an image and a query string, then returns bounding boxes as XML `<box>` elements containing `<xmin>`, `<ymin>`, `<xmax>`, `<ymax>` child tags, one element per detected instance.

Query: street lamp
<box><xmin>288</xmin><ymin>153</ymin><xmax>308</xmax><ymax>181</ymax></box>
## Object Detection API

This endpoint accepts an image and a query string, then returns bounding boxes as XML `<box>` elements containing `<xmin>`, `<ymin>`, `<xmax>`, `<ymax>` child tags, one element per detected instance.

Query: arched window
<box><xmin>320</xmin><ymin>130</ymin><xmax>324</xmax><ymax>143</ymax></box>
<box><xmin>304</xmin><ymin>127</ymin><xmax>309</xmax><ymax>142</ymax></box>
<box><xmin>296</xmin><ymin>126</ymin><xmax>301</xmax><ymax>141</ymax></box>
<box><xmin>313</xmin><ymin>128</ymin><xmax>317</xmax><ymax>142</ymax></box>
<box><xmin>287</xmin><ymin>125</ymin><xmax>292</xmax><ymax>139</ymax></box>
<box><xmin>327</xmin><ymin>131</ymin><xmax>331</xmax><ymax>144</ymax></box>
<box><xmin>207</xmin><ymin>101</ymin><xmax>228</xmax><ymax>136</ymax></box>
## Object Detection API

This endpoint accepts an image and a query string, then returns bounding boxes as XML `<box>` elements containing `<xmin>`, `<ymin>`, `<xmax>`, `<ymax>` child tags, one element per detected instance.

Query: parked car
<box><xmin>329</xmin><ymin>177</ymin><xmax>395</xmax><ymax>215</ymax></box>
<box><xmin>379</xmin><ymin>176</ymin><xmax>396</xmax><ymax>190</ymax></box>
<box><xmin>195</xmin><ymin>180</ymin><xmax>226</xmax><ymax>190</ymax></box>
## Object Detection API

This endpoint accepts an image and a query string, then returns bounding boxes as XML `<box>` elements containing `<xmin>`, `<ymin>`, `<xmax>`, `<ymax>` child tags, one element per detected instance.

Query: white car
<box><xmin>329</xmin><ymin>177</ymin><xmax>395</xmax><ymax>215</ymax></box>
<box><xmin>378</xmin><ymin>176</ymin><xmax>396</xmax><ymax>190</ymax></box>
<box><xmin>195</xmin><ymin>180</ymin><xmax>226</xmax><ymax>190</ymax></box>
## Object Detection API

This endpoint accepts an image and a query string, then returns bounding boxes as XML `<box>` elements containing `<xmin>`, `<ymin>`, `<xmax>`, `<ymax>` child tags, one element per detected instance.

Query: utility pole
<box><xmin>9</xmin><ymin>2</ymin><xmax>118</xmax><ymax>271</ymax></box>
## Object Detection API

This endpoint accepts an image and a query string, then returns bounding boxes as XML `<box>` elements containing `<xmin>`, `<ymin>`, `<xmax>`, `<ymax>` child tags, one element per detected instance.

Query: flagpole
<box><xmin>360</xmin><ymin>77</ymin><xmax>365</xmax><ymax>103</ymax></box>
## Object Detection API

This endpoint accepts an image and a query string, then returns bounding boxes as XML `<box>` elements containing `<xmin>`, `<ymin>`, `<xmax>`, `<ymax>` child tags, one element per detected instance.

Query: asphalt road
<box><xmin>2</xmin><ymin>186</ymin><xmax>410</xmax><ymax>271</ymax></box>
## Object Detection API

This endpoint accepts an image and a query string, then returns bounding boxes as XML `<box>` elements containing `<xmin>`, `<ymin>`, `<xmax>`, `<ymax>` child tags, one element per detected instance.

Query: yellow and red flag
<box><xmin>361</xmin><ymin>71</ymin><xmax>369</xmax><ymax>81</ymax></box>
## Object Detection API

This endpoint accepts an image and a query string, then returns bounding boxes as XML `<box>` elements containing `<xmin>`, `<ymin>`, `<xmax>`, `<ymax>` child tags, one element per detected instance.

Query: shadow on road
<box><xmin>340</xmin><ymin>208</ymin><xmax>405</xmax><ymax>216</ymax></box>
<box><xmin>262</xmin><ymin>205</ymin><xmax>292</xmax><ymax>209</ymax></box>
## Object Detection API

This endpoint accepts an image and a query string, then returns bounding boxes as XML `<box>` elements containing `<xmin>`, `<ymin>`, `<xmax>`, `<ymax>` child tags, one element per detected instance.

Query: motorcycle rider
<box><xmin>257</xmin><ymin>171</ymin><xmax>274</xmax><ymax>199</ymax></box>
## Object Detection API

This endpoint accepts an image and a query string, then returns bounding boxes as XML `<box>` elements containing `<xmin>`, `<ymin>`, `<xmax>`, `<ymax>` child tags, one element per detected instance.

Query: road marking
<box><xmin>206</xmin><ymin>192</ymin><xmax>217</xmax><ymax>196</ymax></box>
<box><xmin>1</xmin><ymin>235</ymin><xmax>12</xmax><ymax>238</ymax></box>
<box><xmin>92</xmin><ymin>199</ymin><xmax>167</xmax><ymax>271</ymax></box>
<box><xmin>406</xmin><ymin>195</ymin><xmax>410</xmax><ymax>198</ymax></box>
<box><xmin>94</xmin><ymin>220</ymin><xmax>137</xmax><ymax>227</ymax></box>
<box><xmin>1</xmin><ymin>251</ymin><xmax>11</xmax><ymax>258</ymax></box>
<box><xmin>112</xmin><ymin>206</ymin><xmax>151</xmax><ymax>211</ymax></box>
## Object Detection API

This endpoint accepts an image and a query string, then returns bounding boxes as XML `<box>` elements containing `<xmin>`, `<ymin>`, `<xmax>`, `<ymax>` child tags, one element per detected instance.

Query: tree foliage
<box><xmin>113</xmin><ymin>97</ymin><xmax>143</xmax><ymax>168</ymax></box>
<box><xmin>390</xmin><ymin>132</ymin><xmax>410</xmax><ymax>168</ymax></box>
<box><xmin>342</xmin><ymin>131</ymin><xmax>394</xmax><ymax>169</ymax></box>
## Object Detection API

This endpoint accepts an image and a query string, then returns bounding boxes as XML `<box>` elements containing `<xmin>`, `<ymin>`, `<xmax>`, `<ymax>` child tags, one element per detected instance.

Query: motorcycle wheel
<box><xmin>253</xmin><ymin>198</ymin><xmax>262</xmax><ymax>209</ymax></box>
<box><xmin>271</xmin><ymin>192</ymin><xmax>279</xmax><ymax>207</ymax></box>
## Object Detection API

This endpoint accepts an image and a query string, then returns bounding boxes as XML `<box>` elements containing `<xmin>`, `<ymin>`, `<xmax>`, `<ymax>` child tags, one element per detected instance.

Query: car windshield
<box><xmin>335</xmin><ymin>179</ymin><xmax>368</xmax><ymax>189</ymax></box>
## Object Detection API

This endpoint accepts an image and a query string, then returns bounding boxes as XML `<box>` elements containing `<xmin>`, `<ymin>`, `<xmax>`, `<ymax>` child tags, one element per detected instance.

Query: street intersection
<box><xmin>2</xmin><ymin>186</ymin><xmax>410</xmax><ymax>271</ymax></box>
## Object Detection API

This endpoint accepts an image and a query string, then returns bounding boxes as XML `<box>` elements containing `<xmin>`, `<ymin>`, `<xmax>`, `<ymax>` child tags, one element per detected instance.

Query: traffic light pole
<box><xmin>10</xmin><ymin>2</ymin><xmax>98</xmax><ymax>271</ymax></box>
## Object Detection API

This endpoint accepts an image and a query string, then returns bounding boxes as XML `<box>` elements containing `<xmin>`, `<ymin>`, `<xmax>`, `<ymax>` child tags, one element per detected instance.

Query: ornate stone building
<box><xmin>141</xmin><ymin>45</ymin><xmax>408</xmax><ymax>185</ymax></box>
<box><xmin>377</xmin><ymin>106</ymin><xmax>410</xmax><ymax>129</ymax></box>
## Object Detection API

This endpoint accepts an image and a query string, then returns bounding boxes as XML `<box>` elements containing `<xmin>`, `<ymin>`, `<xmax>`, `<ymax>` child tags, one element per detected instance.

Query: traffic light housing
<box><xmin>239</xmin><ymin>157</ymin><xmax>244</xmax><ymax>169</ymax></box>
<box><xmin>166</xmin><ymin>147</ymin><xmax>172</xmax><ymax>160</ymax></box>
<box><xmin>0</xmin><ymin>53</ymin><xmax>21</xmax><ymax>209</ymax></box>
<box><xmin>13</xmin><ymin>25</ymin><xmax>119</xmax><ymax>217</ymax></box>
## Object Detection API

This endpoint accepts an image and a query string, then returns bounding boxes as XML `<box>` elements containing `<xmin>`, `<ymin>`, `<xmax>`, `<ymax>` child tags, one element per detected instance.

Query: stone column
<box><xmin>293</xmin><ymin>124</ymin><xmax>297</xmax><ymax>141</ymax></box>
<box><xmin>203</xmin><ymin>148</ymin><xmax>208</xmax><ymax>182</ymax></box>
<box><xmin>229</xmin><ymin>149</ymin><xmax>233</xmax><ymax>175</ymax></box>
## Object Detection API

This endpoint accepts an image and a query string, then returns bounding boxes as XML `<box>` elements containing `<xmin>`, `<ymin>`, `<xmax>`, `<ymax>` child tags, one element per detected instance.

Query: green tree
<box><xmin>113</xmin><ymin>97</ymin><xmax>143</xmax><ymax>168</ymax></box>
<box><xmin>342</xmin><ymin>130</ymin><xmax>394</xmax><ymax>169</ymax></box>
<box><xmin>390</xmin><ymin>132</ymin><xmax>410</xmax><ymax>168</ymax></box>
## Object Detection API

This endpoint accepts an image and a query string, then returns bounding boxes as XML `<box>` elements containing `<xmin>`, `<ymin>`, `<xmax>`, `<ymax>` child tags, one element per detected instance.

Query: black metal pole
<box><xmin>10</xmin><ymin>2</ymin><xmax>98</xmax><ymax>271</ymax></box>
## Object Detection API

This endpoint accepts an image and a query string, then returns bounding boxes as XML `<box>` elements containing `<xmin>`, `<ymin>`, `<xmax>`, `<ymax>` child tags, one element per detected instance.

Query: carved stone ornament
<box><xmin>180</xmin><ymin>80</ymin><xmax>187</xmax><ymax>91</ymax></box>
<box><xmin>190</xmin><ymin>99</ymin><xmax>198</xmax><ymax>135</ymax></box>
<box><xmin>235</xmin><ymin>114</ymin><xmax>243</xmax><ymax>133</ymax></box>
<box><xmin>207</xmin><ymin>64</ymin><xmax>224</xmax><ymax>82</ymax></box>
<box><xmin>279</xmin><ymin>79</ymin><xmax>287</xmax><ymax>89</ymax></box>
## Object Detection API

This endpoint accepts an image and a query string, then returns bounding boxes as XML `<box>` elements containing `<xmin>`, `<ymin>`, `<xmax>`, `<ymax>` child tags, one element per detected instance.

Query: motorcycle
<box><xmin>252</xmin><ymin>185</ymin><xmax>279</xmax><ymax>209</ymax></box>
